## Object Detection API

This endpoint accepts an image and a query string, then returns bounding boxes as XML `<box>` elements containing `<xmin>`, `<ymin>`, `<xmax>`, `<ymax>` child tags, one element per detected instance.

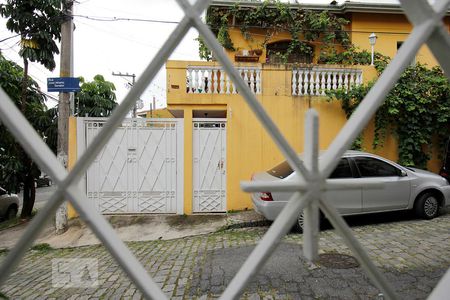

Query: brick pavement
<box><xmin>0</xmin><ymin>212</ymin><xmax>449</xmax><ymax>299</ymax></box>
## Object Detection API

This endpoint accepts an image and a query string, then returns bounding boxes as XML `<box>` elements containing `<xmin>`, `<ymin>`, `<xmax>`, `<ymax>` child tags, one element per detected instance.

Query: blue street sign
<box><xmin>47</xmin><ymin>77</ymin><xmax>81</xmax><ymax>92</ymax></box>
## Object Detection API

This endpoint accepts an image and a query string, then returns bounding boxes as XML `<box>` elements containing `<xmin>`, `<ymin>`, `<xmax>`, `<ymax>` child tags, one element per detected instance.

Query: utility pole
<box><xmin>112</xmin><ymin>72</ymin><xmax>136</xmax><ymax>117</ymax></box>
<box><xmin>55</xmin><ymin>0</ymin><xmax>74</xmax><ymax>234</ymax></box>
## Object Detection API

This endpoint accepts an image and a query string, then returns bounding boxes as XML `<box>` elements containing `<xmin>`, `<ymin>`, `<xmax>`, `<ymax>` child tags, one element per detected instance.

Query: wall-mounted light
<box><xmin>369</xmin><ymin>32</ymin><xmax>377</xmax><ymax>66</ymax></box>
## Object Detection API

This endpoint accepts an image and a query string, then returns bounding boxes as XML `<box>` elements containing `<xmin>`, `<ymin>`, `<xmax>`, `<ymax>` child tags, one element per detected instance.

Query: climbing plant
<box><xmin>327</xmin><ymin>63</ymin><xmax>450</xmax><ymax>168</ymax></box>
<box><xmin>200</xmin><ymin>0</ymin><xmax>350</xmax><ymax>62</ymax></box>
<box><xmin>200</xmin><ymin>1</ymin><xmax>450</xmax><ymax>169</ymax></box>
<box><xmin>318</xmin><ymin>46</ymin><xmax>391</xmax><ymax>74</ymax></box>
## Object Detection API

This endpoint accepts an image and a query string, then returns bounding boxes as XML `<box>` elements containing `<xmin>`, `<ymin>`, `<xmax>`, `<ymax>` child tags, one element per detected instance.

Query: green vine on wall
<box><xmin>199</xmin><ymin>1</ymin><xmax>450</xmax><ymax>169</ymax></box>
<box><xmin>327</xmin><ymin>63</ymin><xmax>450</xmax><ymax>168</ymax></box>
<box><xmin>199</xmin><ymin>0</ymin><xmax>350</xmax><ymax>62</ymax></box>
<box><xmin>318</xmin><ymin>46</ymin><xmax>391</xmax><ymax>74</ymax></box>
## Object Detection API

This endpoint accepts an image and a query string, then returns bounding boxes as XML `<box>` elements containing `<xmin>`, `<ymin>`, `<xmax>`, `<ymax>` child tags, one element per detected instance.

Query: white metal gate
<box><xmin>80</xmin><ymin>118</ymin><xmax>183</xmax><ymax>214</ymax></box>
<box><xmin>193</xmin><ymin>118</ymin><xmax>226</xmax><ymax>212</ymax></box>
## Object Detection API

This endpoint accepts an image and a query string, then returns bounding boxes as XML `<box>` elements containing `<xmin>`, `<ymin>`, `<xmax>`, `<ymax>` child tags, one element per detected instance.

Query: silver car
<box><xmin>251</xmin><ymin>151</ymin><xmax>450</xmax><ymax>231</ymax></box>
<box><xmin>0</xmin><ymin>186</ymin><xmax>19</xmax><ymax>220</ymax></box>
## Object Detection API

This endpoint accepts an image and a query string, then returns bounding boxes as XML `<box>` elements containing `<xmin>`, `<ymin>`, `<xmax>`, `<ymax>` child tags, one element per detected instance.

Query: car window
<box><xmin>267</xmin><ymin>161</ymin><xmax>293</xmax><ymax>179</ymax></box>
<box><xmin>354</xmin><ymin>157</ymin><xmax>401</xmax><ymax>177</ymax></box>
<box><xmin>0</xmin><ymin>187</ymin><xmax>6</xmax><ymax>196</ymax></box>
<box><xmin>329</xmin><ymin>158</ymin><xmax>353</xmax><ymax>179</ymax></box>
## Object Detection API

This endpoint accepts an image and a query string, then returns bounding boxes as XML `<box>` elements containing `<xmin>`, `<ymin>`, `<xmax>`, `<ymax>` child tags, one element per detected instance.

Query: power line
<box><xmin>112</xmin><ymin>71</ymin><xmax>138</xmax><ymax>117</ymax></box>
<box><xmin>1</xmin><ymin>51</ymin><xmax>59</xmax><ymax>104</ymax></box>
<box><xmin>0</xmin><ymin>40</ymin><xmax>20</xmax><ymax>51</ymax></box>
<box><xmin>1</xmin><ymin>53</ymin><xmax>59</xmax><ymax>105</ymax></box>
<box><xmin>41</xmin><ymin>92</ymin><xmax>60</xmax><ymax>103</ymax></box>
<box><xmin>71</xmin><ymin>14</ymin><xmax>179</xmax><ymax>24</ymax></box>
<box><xmin>2</xmin><ymin>45</ymin><xmax>53</xmax><ymax>80</ymax></box>
<box><xmin>0</xmin><ymin>34</ymin><xmax>20</xmax><ymax>43</ymax></box>
<box><xmin>69</xmin><ymin>13</ymin><xmax>413</xmax><ymax>35</ymax></box>
<box><xmin>73</xmin><ymin>18</ymin><xmax>198</xmax><ymax>58</ymax></box>
<box><xmin>76</xmin><ymin>0</ymin><xmax>95</xmax><ymax>5</ymax></box>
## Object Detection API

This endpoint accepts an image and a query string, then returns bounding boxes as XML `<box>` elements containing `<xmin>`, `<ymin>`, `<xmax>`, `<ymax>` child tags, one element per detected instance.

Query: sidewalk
<box><xmin>0</xmin><ymin>210</ymin><xmax>267</xmax><ymax>249</ymax></box>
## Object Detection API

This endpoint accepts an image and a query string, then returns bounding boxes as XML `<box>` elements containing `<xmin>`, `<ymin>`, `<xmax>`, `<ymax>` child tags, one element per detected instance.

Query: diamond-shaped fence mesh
<box><xmin>0</xmin><ymin>0</ymin><xmax>449</xmax><ymax>299</ymax></box>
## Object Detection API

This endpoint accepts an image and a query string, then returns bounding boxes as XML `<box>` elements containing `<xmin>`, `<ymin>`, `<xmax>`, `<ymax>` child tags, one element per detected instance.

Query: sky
<box><xmin>0</xmin><ymin>0</ymin><xmax>400</xmax><ymax>112</ymax></box>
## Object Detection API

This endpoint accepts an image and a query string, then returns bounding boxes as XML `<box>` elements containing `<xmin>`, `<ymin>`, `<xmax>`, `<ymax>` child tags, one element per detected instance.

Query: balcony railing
<box><xmin>186</xmin><ymin>66</ymin><xmax>261</xmax><ymax>94</ymax></box>
<box><xmin>292</xmin><ymin>67</ymin><xmax>363</xmax><ymax>96</ymax></box>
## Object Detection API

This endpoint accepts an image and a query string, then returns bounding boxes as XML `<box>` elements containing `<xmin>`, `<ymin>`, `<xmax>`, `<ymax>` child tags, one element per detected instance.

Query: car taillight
<box><xmin>260</xmin><ymin>192</ymin><xmax>273</xmax><ymax>201</ymax></box>
<box><xmin>440</xmin><ymin>171</ymin><xmax>450</xmax><ymax>183</ymax></box>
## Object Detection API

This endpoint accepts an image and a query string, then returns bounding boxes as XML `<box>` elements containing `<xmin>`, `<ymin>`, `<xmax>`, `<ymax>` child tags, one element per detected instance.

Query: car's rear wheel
<box><xmin>6</xmin><ymin>206</ymin><xmax>18</xmax><ymax>220</ymax></box>
<box><xmin>296</xmin><ymin>212</ymin><xmax>305</xmax><ymax>232</ymax></box>
<box><xmin>414</xmin><ymin>192</ymin><xmax>440</xmax><ymax>219</ymax></box>
<box><xmin>295</xmin><ymin>210</ymin><xmax>323</xmax><ymax>233</ymax></box>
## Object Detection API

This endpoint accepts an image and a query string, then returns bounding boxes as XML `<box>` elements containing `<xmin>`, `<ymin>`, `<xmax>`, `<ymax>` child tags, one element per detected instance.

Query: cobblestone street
<box><xmin>1</xmin><ymin>212</ymin><xmax>449</xmax><ymax>299</ymax></box>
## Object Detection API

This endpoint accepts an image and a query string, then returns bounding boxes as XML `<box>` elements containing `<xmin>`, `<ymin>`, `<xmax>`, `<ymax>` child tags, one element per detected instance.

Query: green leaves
<box><xmin>74</xmin><ymin>75</ymin><xmax>118</xmax><ymax>117</ymax></box>
<box><xmin>0</xmin><ymin>54</ymin><xmax>51</xmax><ymax>192</ymax></box>
<box><xmin>203</xmin><ymin>1</ymin><xmax>351</xmax><ymax>63</ymax></box>
<box><xmin>0</xmin><ymin>0</ymin><xmax>63</xmax><ymax>71</ymax></box>
<box><xmin>319</xmin><ymin>47</ymin><xmax>390</xmax><ymax>74</ymax></box>
<box><xmin>328</xmin><ymin>63</ymin><xmax>450</xmax><ymax>169</ymax></box>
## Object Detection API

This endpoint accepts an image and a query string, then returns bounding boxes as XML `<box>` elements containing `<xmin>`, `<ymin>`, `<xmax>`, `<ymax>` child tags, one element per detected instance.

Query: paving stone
<box><xmin>247</xmin><ymin>293</ymin><xmax>261</xmax><ymax>300</ymax></box>
<box><xmin>174</xmin><ymin>287</ymin><xmax>185</xmax><ymax>297</ymax></box>
<box><xmin>132</xmin><ymin>291</ymin><xmax>142</xmax><ymax>300</ymax></box>
<box><xmin>1</xmin><ymin>213</ymin><xmax>449</xmax><ymax>299</ymax></box>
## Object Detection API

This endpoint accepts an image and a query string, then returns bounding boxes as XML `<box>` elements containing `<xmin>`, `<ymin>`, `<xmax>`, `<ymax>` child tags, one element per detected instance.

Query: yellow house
<box><xmin>164</xmin><ymin>1</ymin><xmax>450</xmax><ymax>214</ymax></box>
<box><xmin>68</xmin><ymin>1</ymin><xmax>449</xmax><ymax>218</ymax></box>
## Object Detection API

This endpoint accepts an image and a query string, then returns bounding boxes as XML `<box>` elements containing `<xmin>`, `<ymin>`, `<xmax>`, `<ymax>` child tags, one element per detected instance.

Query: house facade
<box><xmin>164</xmin><ymin>1</ymin><xmax>450</xmax><ymax>214</ymax></box>
<box><xmin>67</xmin><ymin>1</ymin><xmax>449</xmax><ymax>218</ymax></box>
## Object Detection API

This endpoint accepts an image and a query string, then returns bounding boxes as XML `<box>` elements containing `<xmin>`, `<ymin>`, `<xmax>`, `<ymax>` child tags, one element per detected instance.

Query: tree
<box><xmin>0</xmin><ymin>0</ymin><xmax>63</xmax><ymax>218</ymax></box>
<box><xmin>0</xmin><ymin>0</ymin><xmax>64</xmax><ymax>109</ymax></box>
<box><xmin>75</xmin><ymin>75</ymin><xmax>118</xmax><ymax>117</ymax></box>
<box><xmin>0</xmin><ymin>54</ymin><xmax>53</xmax><ymax>218</ymax></box>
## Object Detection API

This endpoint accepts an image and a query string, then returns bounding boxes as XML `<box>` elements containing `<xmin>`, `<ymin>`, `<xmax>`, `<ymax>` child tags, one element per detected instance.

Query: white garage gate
<box><xmin>77</xmin><ymin>118</ymin><xmax>183</xmax><ymax>214</ymax></box>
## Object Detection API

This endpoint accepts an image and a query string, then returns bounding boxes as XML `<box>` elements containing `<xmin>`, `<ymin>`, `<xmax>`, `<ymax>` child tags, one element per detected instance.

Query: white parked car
<box><xmin>0</xmin><ymin>186</ymin><xmax>19</xmax><ymax>220</ymax></box>
<box><xmin>251</xmin><ymin>151</ymin><xmax>450</xmax><ymax>231</ymax></box>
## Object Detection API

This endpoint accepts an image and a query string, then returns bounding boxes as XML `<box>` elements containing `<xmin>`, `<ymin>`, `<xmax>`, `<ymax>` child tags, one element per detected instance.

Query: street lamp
<box><xmin>369</xmin><ymin>32</ymin><xmax>377</xmax><ymax>66</ymax></box>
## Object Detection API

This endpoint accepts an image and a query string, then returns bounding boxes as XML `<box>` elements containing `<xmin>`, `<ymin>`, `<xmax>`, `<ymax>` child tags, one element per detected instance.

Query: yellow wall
<box><xmin>67</xmin><ymin>116</ymin><xmax>78</xmax><ymax>218</ymax></box>
<box><xmin>350</xmin><ymin>13</ymin><xmax>450</xmax><ymax>66</ymax></box>
<box><xmin>167</xmin><ymin>58</ymin><xmax>444</xmax><ymax>213</ymax></box>
<box><xmin>225</xmin><ymin>27</ymin><xmax>344</xmax><ymax>64</ymax></box>
<box><xmin>222</xmin><ymin>12</ymin><xmax>450</xmax><ymax>67</ymax></box>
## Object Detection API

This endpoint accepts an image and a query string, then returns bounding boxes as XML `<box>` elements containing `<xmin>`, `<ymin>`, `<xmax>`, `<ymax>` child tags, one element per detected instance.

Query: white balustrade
<box><xmin>187</xmin><ymin>66</ymin><xmax>361</xmax><ymax>96</ymax></box>
<box><xmin>314</xmin><ymin>71</ymin><xmax>320</xmax><ymax>96</ymax></box>
<box><xmin>213</xmin><ymin>69</ymin><xmax>218</xmax><ymax>94</ymax></box>
<box><xmin>304</xmin><ymin>70</ymin><xmax>310</xmax><ymax>95</ymax></box>
<box><xmin>186</xmin><ymin>66</ymin><xmax>262</xmax><ymax>94</ymax></box>
<box><xmin>219</xmin><ymin>70</ymin><xmax>225</xmax><ymax>94</ymax></box>
<box><xmin>256</xmin><ymin>70</ymin><xmax>261</xmax><ymax>94</ymax></box>
<box><xmin>292</xmin><ymin>67</ymin><xmax>363</xmax><ymax>96</ymax></box>
<box><xmin>320</xmin><ymin>71</ymin><xmax>326</xmax><ymax>96</ymax></box>
<box><xmin>194</xmin><ymin>69</ymin><xmax>199</xmax><ymax>94</ymax></box>
<box><xmin>292</xmin><ymin>70</ymin><xmax>298</xmax><ymax>95</ymax></box>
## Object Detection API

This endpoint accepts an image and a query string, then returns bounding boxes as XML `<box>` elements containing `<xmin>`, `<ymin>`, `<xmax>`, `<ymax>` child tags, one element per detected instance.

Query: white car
<box><xmin>0</xmin><ymin>186</ymin><xmax>19</xmax><ymax>220</ymax></box>
<box><xmin>251</xmin><ymin>151</ymin><xmax>450</xmax><ymax>231</ymax></box>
